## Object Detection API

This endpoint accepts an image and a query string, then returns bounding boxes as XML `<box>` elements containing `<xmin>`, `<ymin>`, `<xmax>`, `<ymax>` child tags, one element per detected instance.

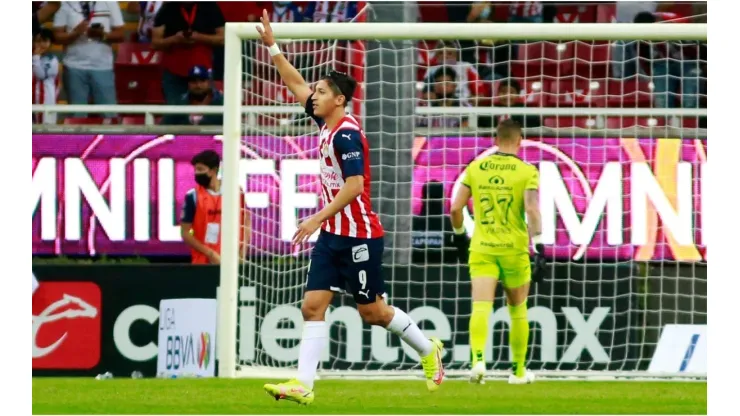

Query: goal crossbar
<box><xmin>227</xmin><ymin>22</ymin><xmax>707</xmax><ymax>41</ymax></box>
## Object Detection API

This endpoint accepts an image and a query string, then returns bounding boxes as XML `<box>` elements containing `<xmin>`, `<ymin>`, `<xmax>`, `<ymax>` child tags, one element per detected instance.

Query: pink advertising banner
<box><xmin>32</xmin><ymin>135</ymin><xmax>706</xmax><ymax>261</ymax></box>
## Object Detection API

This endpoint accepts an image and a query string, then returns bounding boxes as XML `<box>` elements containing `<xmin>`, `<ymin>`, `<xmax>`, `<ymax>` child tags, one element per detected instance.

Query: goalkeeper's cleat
<box><xmin>508</xmin><ymin>370</ymin><xmax>535</xmax><ymax>385</ymax></box>
<box><xmin>263</xmin><ymin>379</ymin><xmax>314</xmax><ymax>405</ymax></box>
<box><xmin>420</xmin><ymin>337</ymin><xmax>445</xmax><ymax>392</ymax></box>
<box><xmin>469</xmin><ymin>361</ymin><xmax>486</xmax><ymax>384</ymax></box>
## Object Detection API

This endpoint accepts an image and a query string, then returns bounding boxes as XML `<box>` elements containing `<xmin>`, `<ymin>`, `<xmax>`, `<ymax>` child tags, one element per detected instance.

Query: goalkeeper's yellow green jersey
<box><xmin>461</xmin><ymin>152</ymin><xmax>539</xmax><ymax>256</ymax></box>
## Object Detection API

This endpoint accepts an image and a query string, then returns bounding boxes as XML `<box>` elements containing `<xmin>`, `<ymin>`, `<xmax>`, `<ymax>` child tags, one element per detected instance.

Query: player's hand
<box><xmin>451</xmin><ymin>231</ymin><xmax>470</xmax><ymax>264</ymax></box>
<box><xmin>256</xmin><ymin>9</ymin><xmax>275</xmax><ymax>47</ymax></box>
<box><xmin>531</xmin><ymin>244</ymin><xmax>547</xmax><ymax>283</ymax></box>
<box><xmin>293</xmin><ymin>216</ymin><xmax>321</xmax><ymax>245</ymax></box>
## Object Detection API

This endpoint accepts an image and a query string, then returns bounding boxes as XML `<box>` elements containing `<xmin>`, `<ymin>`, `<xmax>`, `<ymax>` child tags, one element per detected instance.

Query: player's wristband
<box><xmin>268</xmin><ymin>44</ymin><xmax>282</xmax><ymax>57</ymax></box>
<box><xmin>532</xmin><ymin>235</ymin><xmax>543</xmax><ymax>245</ymax></box>
<box><xmin>453</xmin><ymin>226</ymin><xmax>466</xmax><ymax>235</ymax></box>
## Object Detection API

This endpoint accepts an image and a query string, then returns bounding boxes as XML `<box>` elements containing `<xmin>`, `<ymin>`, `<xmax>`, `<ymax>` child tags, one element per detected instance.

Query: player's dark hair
<box><xmin>191</xmin><ymin>150</ymin><xmax>220</xmax><ymax>170</ymax></box>
<box><xmin>321</xmin><ymin>70</ymin><xmax>357</xmax><ymax>105</ymax></box>
<box><xmin>432</xmin><ymin>65</ymin><xmax>458</xmax><ymax>81</ymax></box>
<box><xmin>497</xmin><ymin>119</ymin><xmax>522</xmax><ymax>141</ymax></box>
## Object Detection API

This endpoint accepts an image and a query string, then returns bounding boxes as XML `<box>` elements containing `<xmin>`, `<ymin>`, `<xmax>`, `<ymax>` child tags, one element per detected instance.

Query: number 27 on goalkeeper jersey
<box><xmin>461</xmin><ymin>153</ymin><xmax>539</xmax><ymax>256</ymax></box>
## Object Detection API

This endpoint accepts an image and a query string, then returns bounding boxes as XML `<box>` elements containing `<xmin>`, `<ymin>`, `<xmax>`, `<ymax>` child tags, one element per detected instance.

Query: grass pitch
<box><xmin>33</xmin><ymin>378</ymin><xmax>706</xmax><ymax>414</ymax></box>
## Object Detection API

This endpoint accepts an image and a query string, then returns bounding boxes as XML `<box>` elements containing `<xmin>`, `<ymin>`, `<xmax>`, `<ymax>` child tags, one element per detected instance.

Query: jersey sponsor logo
<box><xmin>342</xmin><ymin>151</ymin><xmax>361</xmax><ymax>161</ymax></box>
<box><xmin>488</xmin><ymin>176</ymin><xmax>505</xmax><ymax>185</ymax></box>
<box><xmin>32</xmin><ymin>282</ymin><xmax>102</xmax><ymax>369</ymax></box>
<box><xmin>321</xmin><ymin>168</ymin><xmax>342</xmax><ymax>188</ymax></box>
<box><xmin>479</xmin><ymin>161</ymin><xmax>517</xmax><ymax>171</ymax></box>
<box><xmin>341</xmin><ymin>133</ymin><xmax>352</xmax><ymax>140</ymax></box>
<box><xmin>352</xmin><ymin>244</ymin><xmax>370</xmax><ymax>262</ymax></box>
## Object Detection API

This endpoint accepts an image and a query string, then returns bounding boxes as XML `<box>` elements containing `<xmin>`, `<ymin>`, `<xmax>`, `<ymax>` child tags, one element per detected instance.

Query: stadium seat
<box><xmin>606</xmin><ymin>116</ymin><xmax>666</xmax><ymax>129</ymax></box>
<box><xmin>545</xmin><ymin>76</ymin><xmax>607</xmax><ymax>107</ymax></box>
<box><xmin>571</xmin><ymin>41</ymin><xmax>612</xmax><ymax>79</ymax></box>
<box><xmin>543</xmin><ymin>116</ymin><xmax>599</xmax><ymax>129</ymax></box>
<box><xmin>553</xmin><ymin>4</ymin><xmax>598</xmax><ymax>23</ymax></box>
<box><xmin>510</xmin><ymin>41</ymin><xmax>573</xmax><ymax>78</ymax></box>
<box><xmin>115</xmin><ymin>43</ymin><xmax>164</xmax><ymax>104</ymax></box>
<box><xmin>63</xmin><ymin>117</ymin><xmax>118</xmax><ymax>125</ymax></box>
<box><xmin>606</xmin><ymin>78</ymin><xmax>653</xmax><ymax>107</ymax></box>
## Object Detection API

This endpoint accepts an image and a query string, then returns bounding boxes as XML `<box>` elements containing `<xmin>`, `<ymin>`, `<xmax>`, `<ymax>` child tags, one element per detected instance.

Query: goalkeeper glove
<box><xmin>452</xmin><ymin>227</ymin><xmax>469</xmax><ymax>264</ymax></box>
<box><xmin>531</xmin><ymin>235</ymin><xmax>548</xmax><ymax>283</ymax></box>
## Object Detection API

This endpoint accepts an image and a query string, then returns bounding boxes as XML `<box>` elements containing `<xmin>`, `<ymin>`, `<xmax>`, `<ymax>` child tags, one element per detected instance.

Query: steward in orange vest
<box><xmin>180</xmin><ymin>150</ymin><xmax>249</xmax><ymax>264</ymax></box>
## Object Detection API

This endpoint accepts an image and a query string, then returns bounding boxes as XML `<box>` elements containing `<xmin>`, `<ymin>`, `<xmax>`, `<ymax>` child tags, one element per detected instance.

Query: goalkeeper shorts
<box><xmin>468</xmin><ymin>251</ymin><xmax>531</xmax><ymax>289</ymax></box>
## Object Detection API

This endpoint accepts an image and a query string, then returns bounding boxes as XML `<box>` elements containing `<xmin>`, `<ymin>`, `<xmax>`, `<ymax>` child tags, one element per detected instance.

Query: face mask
<box><xmin>195</xmin><ymin>173</ymin><xmax>211</xmax><ymax>187</ymax></box>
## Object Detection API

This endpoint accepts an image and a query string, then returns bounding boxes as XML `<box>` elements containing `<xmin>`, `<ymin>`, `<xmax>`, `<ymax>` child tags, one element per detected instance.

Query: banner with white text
<box><xmin>32</xmin><ymin>135</ymin><xmax>706</xmax><ymax>261</ymax></box>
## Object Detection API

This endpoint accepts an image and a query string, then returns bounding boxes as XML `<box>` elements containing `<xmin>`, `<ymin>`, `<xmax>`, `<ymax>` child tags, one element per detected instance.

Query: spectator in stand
<box><xmin>304</xmin><ymin>1</ymin><xmax>358</xmax><ymax>22</ymax></box>
<box><xmin>508</xmin><ymin>2</ymin><xmax>543</xmax><ymax>23</ymax></box>
<box><xmin>271</xmin><ymin>1</ymin><xmax>309</xmax><ymax>22</ymax></box>
<box><xmin>33</xmin><ymin>2</ymin><xmax>61</xmax><ymax>37</ymax></box>
<box><xmin>53</xmin><ymin>2</ymin><xmax>124</xmax><ymax>118</ymax></box>
<box><xmin>32</xmin><ymin>28</ymin><xmax>59</xmax><ymax>125</ymax></box>
<box><xmin>160</xmin><ymin>65</ymin><xmax>224</xmax><ymax>126</ymax></box>
<box><xmin>418</xmin><ymin>66</ymin><xmax>469</xmax><ymax>129</ymax></box>
<box><xmin>127</xmin><ymin>1</ymin><xmax>163</xmax><ymax>43</ymax></box>
<box><xmin>212</xmin><ymin>2</ymin><xmax>262</xmax><ymax>81</ymax></box>
<box><xmin>633</xmin><ymin>11</ymin><xmax>702</xmax><ymax>109</ymax></box>
<box><xmin>152</xmin><ymin>1</ymin><xmax>225</xmax><ymax>105</ymax></box>
<box><xmin>479</xmin><ymin>79</ymin><xmax>541</xmax><ymax>130</ymax></box>
<box><xmin>422</xmin><ymin>41</ymin><xmax>484</xmax><ymax>104</ymax></box>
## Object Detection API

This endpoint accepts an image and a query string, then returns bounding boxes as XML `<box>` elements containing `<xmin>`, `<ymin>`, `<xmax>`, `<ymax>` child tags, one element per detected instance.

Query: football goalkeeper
<box><xmin>449</xmin><ymin>119</ymin><xmax>547</xmax><ymax>385</ymax></box>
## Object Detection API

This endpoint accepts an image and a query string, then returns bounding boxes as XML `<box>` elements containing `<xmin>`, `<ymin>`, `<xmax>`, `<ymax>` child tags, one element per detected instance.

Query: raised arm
<box><xmin>256</xmin><ymin>9</ymin><xmax>312</xmax><ymax>107</ymax></box>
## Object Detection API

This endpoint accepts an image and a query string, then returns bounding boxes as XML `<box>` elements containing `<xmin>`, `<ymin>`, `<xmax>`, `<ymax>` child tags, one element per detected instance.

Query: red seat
<box><xmin>571</xmin><ymin>41</ymin><xmax>611</xmax><ymax>79</ymax></box>
<box><xmin>63</xmin><ymin>117</ymin><xmax>118</xmax><ymax>125</ymax></box>
<box><xmin>510</xmin><ymin>41</ymin><xmax>573</xmax><ymax>78</ymax></box>
<box><xmin>681</xmin><ymin>117</ymin><xmax>706</xmax><ymax>129</ymax></box>
<box><xmin>544</xmin><ymin>116</ymin><xmax>599</xmax><ymax>129</ymax></box>
<box><xmin>606</xmin><ymin>117</ymin><xmax>666</xmax><ymax>129</ymax></box>
<box><xmin>553</xmin><ymin>5</ymin><xmax>598</xmax><ymax>23</ymax></box>
<box><xmin>494</xmin><ymin>77</ymin><xmax>549</xmax><ymax>107</ymax></box>
<box><xmin>121</xmin><ymin>116</ymin><xmax>163</xmax><ymax>125</ymax></box>
<box><xmin>607</xmin><ymin>78</ymin><xmax>653</xmax><ymax>107</ymax></box>
<box><xmin>213</xmin><ymin>81</ymin><xmax>224</xmax><ymax>93</ymax></box>
<box><xmin>115</xmin><ymin>43</ymin><xmax>164</xmax><ymax>104</ymax></box>
<box><xmin>545</xmin><ymin>76</ymin><xmax>606</xmax><ymax>107</ymax></box>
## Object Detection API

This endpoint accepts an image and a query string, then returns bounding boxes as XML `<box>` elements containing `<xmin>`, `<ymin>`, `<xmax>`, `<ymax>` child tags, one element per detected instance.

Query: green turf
<box><xmin>33</xmin><ymin>378</ymin><xmax>706</xmax><ymax>415</ymax></box>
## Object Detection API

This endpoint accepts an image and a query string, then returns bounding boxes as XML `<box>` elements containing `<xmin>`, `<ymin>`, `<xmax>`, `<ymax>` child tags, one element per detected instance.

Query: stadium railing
<box><xmin>31</xmin><ymin>104</ymin><xmax>707</xmax><ymax>139</ymax></box>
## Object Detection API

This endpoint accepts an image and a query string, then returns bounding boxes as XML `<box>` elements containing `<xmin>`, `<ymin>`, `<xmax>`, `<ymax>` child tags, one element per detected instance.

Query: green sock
<box><xmin>508</xmin><ymin>300</ymin><xmax>529</xmax><ymax>377</ymax></box>
<box><xmin>469</xmin><ymin>301</ymin><xmax>492</xmax><ymax>365</ymax></box>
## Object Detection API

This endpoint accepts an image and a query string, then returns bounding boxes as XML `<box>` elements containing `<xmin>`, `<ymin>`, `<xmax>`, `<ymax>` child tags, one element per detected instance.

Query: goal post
<box><xmin>219</xmin><ymin>22</ymin><xmax>707</xmax><ymax>380</ymax></box>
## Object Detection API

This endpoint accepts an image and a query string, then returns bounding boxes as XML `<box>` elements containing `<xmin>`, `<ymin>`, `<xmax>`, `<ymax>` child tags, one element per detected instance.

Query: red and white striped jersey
<box><xmin>316</xmin><ymin>114</ymin><xmax>384</xmax><ymax>239</ymax></box>
<box><xmin>509</xmin><ymin>2</ymin><xmax>543</xmax><ymax>18</ymax></box>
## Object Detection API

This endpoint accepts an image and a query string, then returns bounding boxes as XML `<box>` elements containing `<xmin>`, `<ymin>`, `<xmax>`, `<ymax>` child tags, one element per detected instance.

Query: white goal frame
<box><xmin>218</xmin><ymin>22</ymin><xmax>708</xmax><ymax>380</ymax></box>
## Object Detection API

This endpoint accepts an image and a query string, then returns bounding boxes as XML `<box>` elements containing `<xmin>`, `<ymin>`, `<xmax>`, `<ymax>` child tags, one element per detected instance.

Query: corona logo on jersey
<box><xmin>446</xmin><ymin>138</ymin><xmax>706</xmax><ymax>262</ymax></box>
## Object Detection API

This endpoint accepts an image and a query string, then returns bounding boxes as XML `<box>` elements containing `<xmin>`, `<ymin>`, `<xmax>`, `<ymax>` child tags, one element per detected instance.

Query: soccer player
<box><xmin>449</xmin><ymin>119</ymin><xmax>547</xmax><ymax>385</ymax></box>
<box><xmin>255</xmin><ymin>10</ymin><xmax>444</xmax><ymax>404</ymax></box>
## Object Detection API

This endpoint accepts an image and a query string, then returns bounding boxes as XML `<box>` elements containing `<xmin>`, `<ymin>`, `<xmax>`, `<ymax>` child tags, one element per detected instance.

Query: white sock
<box><xmin>385</xmin><ymin>306</ymin><xmax>433</xmax><ymax>356</ymax></box>
<box><xmin>296</xmin><ymin>321</ymin><xmax>326</xmax><ymax>390</ymax></box>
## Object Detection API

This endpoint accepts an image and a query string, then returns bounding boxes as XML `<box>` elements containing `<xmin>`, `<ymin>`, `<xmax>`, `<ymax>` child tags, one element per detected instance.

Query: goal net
<box><xmin>218</xmin><ymin>19</ymin><xmax>707</xmax><ymax>380</ymax></box>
